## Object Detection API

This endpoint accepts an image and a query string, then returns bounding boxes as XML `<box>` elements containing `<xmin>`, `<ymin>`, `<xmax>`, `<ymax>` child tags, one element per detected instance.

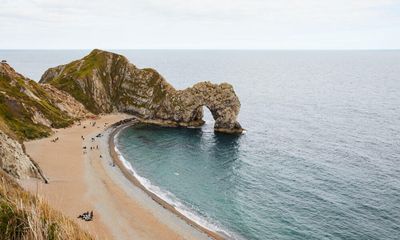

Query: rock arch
<box><xmin>40</xmin><ymin>49</ymin><xmax>243</xmax><ymax>134</ymax></box>
<box><xmin>156</xmin><ymin>82</ymin><xmax>243</xmax><ymax>133</ymax></box>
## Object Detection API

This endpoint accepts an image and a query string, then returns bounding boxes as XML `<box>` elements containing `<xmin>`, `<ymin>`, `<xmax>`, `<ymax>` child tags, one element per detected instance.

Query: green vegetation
<box><xmin>0</xmin><ymin>64</ymin><xmax>93</xmax><ymax>240</ymax></box>
<box><xmin>0</xmin><ymin>170</ymin><xmax>93</xmax><ymax>240</ymax></box>
<box><xmin>50</xmin><ymin>74</ymin><xmax>99</xmax><ymax>114</ymax></box>
<box><xmin>45</xmin><ymin>50</ymin><xmax>113</xmax><ymax>114</ymax></box>
<box><xmin>139</xmin><ymin>68</ymin><xmax>169</xmax><ymax>108</ymax></box>
<box><xmin>41</xmin><ymin>50</ymin><xmax>172</xmax><ymax>117</ymax></box>
<box><xmin>0</xmin><ymin>67</ymin><xmax>74</xmax><ymax>140</ymax></box>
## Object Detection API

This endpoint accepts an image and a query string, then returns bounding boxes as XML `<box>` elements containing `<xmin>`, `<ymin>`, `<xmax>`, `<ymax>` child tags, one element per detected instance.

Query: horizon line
<box><xmin>1</xmin><ymin>48</ymin><xmax>399</xmax><ymax>51</ymax></box>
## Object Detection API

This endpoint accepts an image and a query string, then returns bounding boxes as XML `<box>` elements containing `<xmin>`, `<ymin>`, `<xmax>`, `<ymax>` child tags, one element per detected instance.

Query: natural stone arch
<box><xmin>40</xmin><ymin>49</ymin><xmax>243</xmax><ymax>134</ymax></box>
<box><xmin>156</xmin><ymin>82</ymin><xmax>243</xmax><ymax>133</ymax></box>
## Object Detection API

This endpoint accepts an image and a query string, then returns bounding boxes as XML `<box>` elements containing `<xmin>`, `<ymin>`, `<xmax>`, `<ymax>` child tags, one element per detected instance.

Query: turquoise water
<box><xmin>2</xmin><ymin>50</ymin><xmax>400</xmax><ymax>239</ymax></box>
<box><xmin>114</xmin><ymin>51</ymin><xmax>400</xmax><ymax>240</ymax></box>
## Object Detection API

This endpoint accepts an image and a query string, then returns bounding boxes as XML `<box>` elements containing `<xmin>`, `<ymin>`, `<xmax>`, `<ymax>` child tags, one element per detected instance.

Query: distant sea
<box><xmin>2</xmin><ymin>50</ymin><xmax>400</xmax><ymax>239</ymax></box>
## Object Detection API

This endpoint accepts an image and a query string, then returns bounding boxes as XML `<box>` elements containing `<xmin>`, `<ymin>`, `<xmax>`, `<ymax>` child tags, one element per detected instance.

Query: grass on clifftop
<box><xmin>0</xmin><ymin>170</ymin><xmax>93</xmax><ymax>240</ymax></box>
<box><xmin>0</xmin><ymin>72</ymin><xmax>74</xmax><ymax>140</ymax></box>
<box><xmin>0</xmin><ymin>94</ymin><xmax>52</xmax><ymax>140</ymax></box>
<box><xmin>41</xmin><ymin>49</ymin><xmax>179</xmax><ymax>117</ymax></box>
<box><xmin>44</xmin><ymin>49</ymin><xmax>116</xmax><ymax>114</ymax></box>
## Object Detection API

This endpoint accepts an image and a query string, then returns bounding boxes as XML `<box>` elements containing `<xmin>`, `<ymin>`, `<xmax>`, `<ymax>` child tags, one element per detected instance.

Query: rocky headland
<box><xmin>0</xmin><ymin>62</ymin><xmax>88</xmax><ymax>140</ymax></box>
<box><xmin>41</xmin><ymin>49</ymin><xmax>243</xmax><ymax>133</ymax></box>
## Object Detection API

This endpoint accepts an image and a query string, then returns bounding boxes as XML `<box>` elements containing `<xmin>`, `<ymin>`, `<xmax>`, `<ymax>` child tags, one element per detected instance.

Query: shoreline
<box><xmin>108</xmin><ymin>120</ymin><xmax>226</xmax><ymax>240</ymax></box>
<box><xmin>21</xmin><ymin>114</ymin><xmax>214</xmax><ymax>240</ymax></box>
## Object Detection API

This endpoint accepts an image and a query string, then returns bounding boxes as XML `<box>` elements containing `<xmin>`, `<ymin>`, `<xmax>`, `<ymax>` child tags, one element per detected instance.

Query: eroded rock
<box><xmin>0</xmin><ymin>130</ymin><xmax>41</xmax><ymax>179</ymax></box>
<box><xmin>41</xmin><ymin>84</ymin><xmax>90</xmax><ymax>119</ymax></box>
<box><xmin>40</xmin><ymin>49</ymin><xmax>243</xmax><ymax>133</ymax></box>
<box><xmin>0</xmin><ymin>62</ymin><xmax>84</xmax><ymax>139</ymax></box>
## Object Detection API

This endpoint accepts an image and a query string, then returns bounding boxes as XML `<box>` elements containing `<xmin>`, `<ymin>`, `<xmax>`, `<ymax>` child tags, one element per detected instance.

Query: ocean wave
<box><xmin>113</xmin><ymin>131</ymin><xmax>232</xmax><ymax>238</ymax></box>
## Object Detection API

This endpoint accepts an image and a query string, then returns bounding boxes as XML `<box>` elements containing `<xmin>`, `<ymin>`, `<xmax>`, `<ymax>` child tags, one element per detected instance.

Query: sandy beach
<box><xmin>20</xmin><ymin>114</ymin><xmax>214</xmax><ymax>240</ymax></box>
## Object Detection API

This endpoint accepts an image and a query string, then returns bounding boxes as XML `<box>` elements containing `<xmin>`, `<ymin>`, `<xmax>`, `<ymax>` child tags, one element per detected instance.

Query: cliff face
<box><xmin>40</xmin><ymin>49</ymin><xmax>243</xmax><ymax>133</ymax></box>
<box><xmin>0</xmin><ymin>62</ymin><xmax>88</xmax><ymax>180</ymax></box>
<box><xmin>0</xmin><ymin>64</ymin><xmax>92</xmax><ymax>238</ymax></box>
<box><xmin>153</xmin><ymin>82</ymin><xmax>242</xmax><ymax>132</ymax></box>
<box><xmin>0</xmin><ymin>63</ymin><xmax>88</xmax><ymax>140</ymax></box>
<box><xmin>40</xmin><ymin>84</ymin><xmax>89</xmax><ymax>119</ymax></box>
<box><xmin>0</xmin><ymin>130</ymin><xmax>41</xmax><ymax>179</ymax></box>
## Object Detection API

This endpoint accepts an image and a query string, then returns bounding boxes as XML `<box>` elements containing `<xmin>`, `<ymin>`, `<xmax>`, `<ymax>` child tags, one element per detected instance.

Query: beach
<box><xmin>20</xmin><ymin>114</ymin><xmax>214</xmax><ymax>240</ymax></box>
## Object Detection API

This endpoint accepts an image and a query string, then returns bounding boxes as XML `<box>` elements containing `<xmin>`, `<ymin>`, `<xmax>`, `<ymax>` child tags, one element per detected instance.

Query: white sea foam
<box><xmin>113</xmin><ymin>131</ymin><xmax>231</xmax><ymax>237</ymax></box>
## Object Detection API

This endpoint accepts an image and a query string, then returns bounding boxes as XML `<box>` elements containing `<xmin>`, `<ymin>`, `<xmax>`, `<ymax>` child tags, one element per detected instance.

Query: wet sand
<box><xmin>109</xmin><ymin>121</ymin><xmax>225</xmax><ymax>240</ymax></box>
<box><xmin>20</xmin><ymin>114</ymin><xmax>213</xmax><ymax>240</ymax></box>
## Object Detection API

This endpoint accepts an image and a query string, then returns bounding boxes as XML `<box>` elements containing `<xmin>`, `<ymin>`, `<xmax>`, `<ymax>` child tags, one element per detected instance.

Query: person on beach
<box><xmin>78</xmin><ymin>211</ymin><xmax>93</xmax><ymax>221</ymax></box>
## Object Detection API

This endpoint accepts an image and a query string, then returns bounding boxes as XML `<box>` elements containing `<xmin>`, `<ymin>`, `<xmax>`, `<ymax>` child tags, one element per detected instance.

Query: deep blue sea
<box><xmin>2</xmin><ymin>50</ymin><xmax>400</xmax><ymax>239</ymax></box>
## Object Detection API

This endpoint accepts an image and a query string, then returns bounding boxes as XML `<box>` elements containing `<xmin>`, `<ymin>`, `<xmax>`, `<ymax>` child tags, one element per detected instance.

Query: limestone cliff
<box><xmin>0</xmin><ymin>130</ymin><xmax>42</xmax><ymax>179</ymax></box>
<box><xmin>0</xmin><ymin>62</ymin><xmax>88</xmax><ymax>180</ymax></box>
<box><xmin>40</xmin><ymin>49</ymin><xmax>243</xmax><ymax>133</ymax></box>
<box><xmin>0</xmin><ymin>62</ymin><xmax>88</xmax><ymax>140</ymax></box>
<box><xmin>0</xmin><ymin>63</ymin><xmax>92</xmax><ymax>239</ymax></box>
<box><xmin>40</xmin><ymin>84</ymin><xmax>90</xmax><ymax>119</ymax></box>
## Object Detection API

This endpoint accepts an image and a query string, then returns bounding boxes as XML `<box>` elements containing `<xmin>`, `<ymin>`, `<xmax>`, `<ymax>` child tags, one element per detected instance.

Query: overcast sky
<box><xmin>1</xmin><ymin>0</ymin><xmax>399</xmax><ymax>49</ymax></box>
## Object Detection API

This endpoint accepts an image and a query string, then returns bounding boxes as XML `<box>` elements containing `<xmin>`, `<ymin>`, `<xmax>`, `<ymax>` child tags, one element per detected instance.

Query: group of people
<box><xmin>78</xmin><ymin>211</ymin><xmax>94</xmax><ymax>221</ymax></box>
<box><xmin>83</xmin><ymin>145</ymin><xmax>99</xmax><ymax>151</ymax></box>
<box><xmin>80</xmin><ymin>120</ymin><xmax>107</xmax><ymax>159</ymax></box>
<box><xmin>82</xmin><ymin>134</ymin><xmax>101</xmax><ymax>156</ymax></box>
<box><xmin>79</xmin><ymin>120</ymin><xmax>101</xmax><ymax>130</ymax></box>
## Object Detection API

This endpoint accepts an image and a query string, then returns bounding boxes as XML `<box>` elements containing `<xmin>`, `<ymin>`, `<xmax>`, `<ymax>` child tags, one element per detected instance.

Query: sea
<box><xmin>2</xmin><ymin>50</ymin><xmax>400</xmax><ymax>240</ymax></box>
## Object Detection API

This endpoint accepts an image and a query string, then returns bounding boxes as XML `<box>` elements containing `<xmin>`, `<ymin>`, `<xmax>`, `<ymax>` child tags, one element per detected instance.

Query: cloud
<box><xmin>0</xmin><ymin>0</ymin><xmax>399</xmax><ymax>49</ymax></box>
<box><xmin>138</xmin><ymin>0</ymin><xmax>396</xmax><ymax>20</ymax></box>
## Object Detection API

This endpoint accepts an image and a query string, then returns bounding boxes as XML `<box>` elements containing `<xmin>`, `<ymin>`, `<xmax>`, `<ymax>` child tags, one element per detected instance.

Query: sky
<box><xmin>0</xmin><ymin>0</ymin><xmax>399</xmax><ymax>49</ymax></box>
